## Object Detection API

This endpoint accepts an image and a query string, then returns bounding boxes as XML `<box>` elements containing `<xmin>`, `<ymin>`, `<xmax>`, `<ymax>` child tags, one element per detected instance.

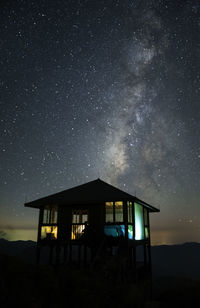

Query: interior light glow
<box><xmin>135</xmin><ymin>202</ymin><xmax>144</xmax><ymax>240</ymax></box>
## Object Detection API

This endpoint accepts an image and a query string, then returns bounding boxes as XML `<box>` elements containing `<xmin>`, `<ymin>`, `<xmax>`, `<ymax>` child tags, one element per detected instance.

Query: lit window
<box><xmin>72</xmin><ymin>212</ymin><xmax>80</xmax><ymax>223</ymax></box>
<box><xmin>72</xmin><ymin>210</ymin><xmax>88</xmax><ymax>224</ymax></box>
<box><xmin>128</xmin><ymin>225</ymin><xmax>133</xmax><ymax>239</ymax></box>
<box><xmin>105</xmin><ymin>201</ymin><xmax>123</xmax><ymax>223</ymax></box>
<box><xmin>145</xmin><ymin>227</ymin><xmax>149</xmax><ymax>238</ymax></box>
<box><xmin>41</xmin><ymin>226</ymin><xmax>57</xmax><ymax>240</ymax></box>
<box><xmin>82</xmin><ymin>214</ymin><xmax>88</xmax><ymax>223</ymax></box>
<box><xmin>71</xmin><ymin>210</ymin><xmax>88</xmax><ymax>240</ymax></box>
<box><xmin>115</xmin><ymin>201</ymin><xmax>123</xmax><ymax>222</ymax></box>
<box><xmin>144</xmin><ymin>208</ymin><xmax>149</xmax><ymax>239</ymax></box>
<box><xmin>71</xmin><ymin>224</ymin><xmax>86</xmax><ymax>240</ymax></box>
<box><xmin>135</xmin><ymin>203</ymin><xmax>144</xmax><ymax>240</ymax></box>
<box><xmin>43</xmin><ymin>208</ymin><xmax>58</xmax><ymax>224</ymax></box>
<box><xmin>104</xmin><ymin>225</ymin><xmax>125</xmax><ymax>237</ymax></box>
<box><xmin>105</xmin><ymin>202</ymin><xmax>114</xmax><ymax>222</ymax></box>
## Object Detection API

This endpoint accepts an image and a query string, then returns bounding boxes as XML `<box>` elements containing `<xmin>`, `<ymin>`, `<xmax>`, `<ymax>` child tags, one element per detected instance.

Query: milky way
<box><xmin>0</xmin><ymin>0</ymin><xmax>199</xmax><ymax>243</ymax></box>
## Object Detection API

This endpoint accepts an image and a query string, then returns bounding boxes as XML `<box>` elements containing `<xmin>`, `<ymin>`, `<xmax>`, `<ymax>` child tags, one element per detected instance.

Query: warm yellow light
<box><xmin>71</xmin><ymin>224</ymin><xmax>86</xmax><ymax>240</ymax></box>
<box><xmin>105</xmin><ymin>202</ymin><xmax>114</xmax><ymax>223</ymax></box>
<box><xmin>115</xmin><ymin>201</ymin><xmax>123</xmax><ymax>222</ymax></box>
<box><xmin>71</xmin><ymin>231</ymin><xmax>75</xmax><ymax>240</ymax></box>
<box><xmin>105</xmin><ymin>202</ymin><xmax>113</xmax><ymax>207</ymax></box>
<box><xmin>115</xmin><ymin>201</ymin><xmax>123</xmax><ymax>206</ymax></box>
<box><xmin>41</xmin><ymin>226</ymin><xmax>57</xmax><ymax>239</ymax></box>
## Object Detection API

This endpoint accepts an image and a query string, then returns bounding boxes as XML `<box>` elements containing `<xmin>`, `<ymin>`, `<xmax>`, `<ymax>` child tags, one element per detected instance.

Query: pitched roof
<box><xmin>24</xmin><ymin>178</ymin><xmax>159</xmax><ymax>212</ymax></box>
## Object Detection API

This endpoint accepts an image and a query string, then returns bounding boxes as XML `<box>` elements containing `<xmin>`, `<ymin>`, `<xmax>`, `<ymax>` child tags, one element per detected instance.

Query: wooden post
<box><xmin>84</xmin><ymin>244</ymin><xmax>87</xmax><ymax>266</ymax></box>
<box><xmin>78</xmin><ymin>244</ymin><xmax>81</xmax><ymax>267</ymax></box>
<box><xmin>147</xmin><ymin>210</ymin><xmax>153</xmax><ymax>299</ymax></box>
<box><xmin>36</xmin><ymin>208</ymin><xmax>43</xmax><ymax>267</ymax></box>
<box><xmin>36</xmin><ymin>244</ymin><xmax>40</xmax><ymax>265</ymax></box>
<box><xmin>91</xmin><ymin>246</ymin><xmax>95</xmax><ymax>262</ymax></box>
<box><xmin>64</xmin><ymin>244</ymin><xmax>68</xmax><ymax>264</ymax></box>
<box><xmin>49</xmin><ymin>245</ymin><xmax>53</xmax><ymax>265</ymax></box>
<box><xmin>143</xmin><ymin>207</ymin><xmax>147</xmax><ymax>272</ymax></box>
<box><xmin>124</xmin><ymin>201</ymin><xmax>128</xmax><ymax>240</ymax></box>
<box><xmin>69</xmin><ymin>242</ymin><xmax>72</xmax><ymax>263</ymax></box>
<box><xmin>147</xmin><ymin>210</ymin><xmax>152</xmax><ymax>274</ymax></box>
<box><xmin>129</xmin><ymin>245</ymin><xmax>132</xmax><ymax>269</ymax></box>
<box><xmin>133</xmin><ymin>245</ymin><xmax>137</xmax><ymax>282</ymax></box>
<box><xmin>132</xmin><ymin>200</ymin><xmax>135</xmax><ymax>240</ymax></box>
<box><xmin>132</xmin><ymin>201</ymin><xmax>136</xmax><ymax>280</ymax></box>
<box><xmin>37</xmin><ymin>208</ymin><xmax>43</xmax><ymax>243</ymax></box>
<box><xmin>143</xmin><ymin>242</ymin><xmax>147</xmax><ymax>270</ymax></box>
<box><xmin>55</xmin><ymin>244</ymin><xmax>60</xmax><ymax>265</ymax></box>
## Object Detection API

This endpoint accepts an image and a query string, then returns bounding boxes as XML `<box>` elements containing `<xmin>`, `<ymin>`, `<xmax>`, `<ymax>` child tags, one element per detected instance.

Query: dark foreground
<box><xmin>0</xmin><ymin>240</ymin><xmax>200</xmax><ymax>307</ymax></box>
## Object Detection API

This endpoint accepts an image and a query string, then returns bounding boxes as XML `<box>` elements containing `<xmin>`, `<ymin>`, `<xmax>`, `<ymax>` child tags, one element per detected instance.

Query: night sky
<box><xmin>0</xmin><ymin>0</ymin><xmax>199</xmax><ymax>244</ymax></box>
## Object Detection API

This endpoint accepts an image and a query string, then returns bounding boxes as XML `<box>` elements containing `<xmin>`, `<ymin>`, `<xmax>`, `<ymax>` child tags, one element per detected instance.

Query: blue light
<box><xmin>104</xmin><ymin>225</ymin><xmax>125</xmax><ymax>237</ymax></box>
<box><xmin>128</xmin><ymin>225</ymin><xmax>133</xmax><ymax>239</ymax></box>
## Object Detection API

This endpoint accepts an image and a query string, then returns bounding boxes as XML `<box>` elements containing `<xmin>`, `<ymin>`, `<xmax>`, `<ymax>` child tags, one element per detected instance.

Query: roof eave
<box><xmin>134</xmin><ymin>197</ymin><xmax>160</xmax><ymax>212</ymax></box>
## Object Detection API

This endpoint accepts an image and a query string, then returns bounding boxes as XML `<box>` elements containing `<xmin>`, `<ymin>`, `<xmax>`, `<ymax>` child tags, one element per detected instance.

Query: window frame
<box><xmin>43</xmin><ymin>208</ymin><xmax>58</xmax><ymax>224</ymax></box>
<box><xmin>41</xmin><ymin>225</ymin><xmax>58</xmax><ymax>240</ymax></box>
<box><xmin>105</xmin><ymin>201</ymin><xmax>123</xmax><ymax>223</ymax></box>
<box><xmin>143</xmin><ymin>207</ymin><xmax>149</xmax><ymax>239</ymax></box>
<box><xmin>71</xmin><ymin>209</ymin><xmax>88</xmax><ymax>240</ymax></box>
<box><xmin>40</xmin><ymin>206</ymin><xmax>58</xmax><ymax>241</ymax></box>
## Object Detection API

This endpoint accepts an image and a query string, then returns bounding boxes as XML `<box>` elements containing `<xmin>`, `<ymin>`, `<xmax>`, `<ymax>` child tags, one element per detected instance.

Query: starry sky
<box><xmin>0</xmin><ymin>0</ymin><xmax>200</xmax><ymax>244</ymax></box>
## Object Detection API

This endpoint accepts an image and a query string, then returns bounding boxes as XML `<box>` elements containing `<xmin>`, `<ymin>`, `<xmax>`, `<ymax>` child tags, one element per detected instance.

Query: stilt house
<box><xmin>25</xmin><ymin>179</ymin><xmax>159</xmax><ymax>279</ymax></box>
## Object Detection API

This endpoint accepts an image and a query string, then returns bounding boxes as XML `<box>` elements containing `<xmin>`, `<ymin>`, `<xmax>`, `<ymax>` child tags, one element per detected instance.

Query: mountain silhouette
<box><xmin>0</xmin><ymin>239</ymin><xmax>200</xmax><ymax>279</ymax></box>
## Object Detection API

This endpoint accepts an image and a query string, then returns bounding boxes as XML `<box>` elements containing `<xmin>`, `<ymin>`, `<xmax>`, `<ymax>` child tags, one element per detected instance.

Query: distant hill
<box><xmin>0</xmin><ymin>238</ymin><xmax>36</xmax><ymax>263</ymax></box>
<box><xmin>0</xmin><ymin>239</ymin><xmax>200</xmax><ymax>279</ymax></box>
<box><xmin>152</xmin><ymin>242</ymin><xmax>200</xmax><ymax>279</ymax></box>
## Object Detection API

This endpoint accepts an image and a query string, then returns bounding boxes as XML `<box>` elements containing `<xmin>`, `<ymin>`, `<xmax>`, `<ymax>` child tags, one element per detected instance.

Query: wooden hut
<box><xmin>25</xmin><ymin>179</ymin><xmax>159</xmax><ymax>280</ymax></box>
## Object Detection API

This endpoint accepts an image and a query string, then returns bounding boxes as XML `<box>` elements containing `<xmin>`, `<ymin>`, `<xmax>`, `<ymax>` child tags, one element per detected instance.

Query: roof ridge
<box><xmin>24</xmin><ymin>178</ymin><xmax>159</xmax><ymax>213</ymax></box>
